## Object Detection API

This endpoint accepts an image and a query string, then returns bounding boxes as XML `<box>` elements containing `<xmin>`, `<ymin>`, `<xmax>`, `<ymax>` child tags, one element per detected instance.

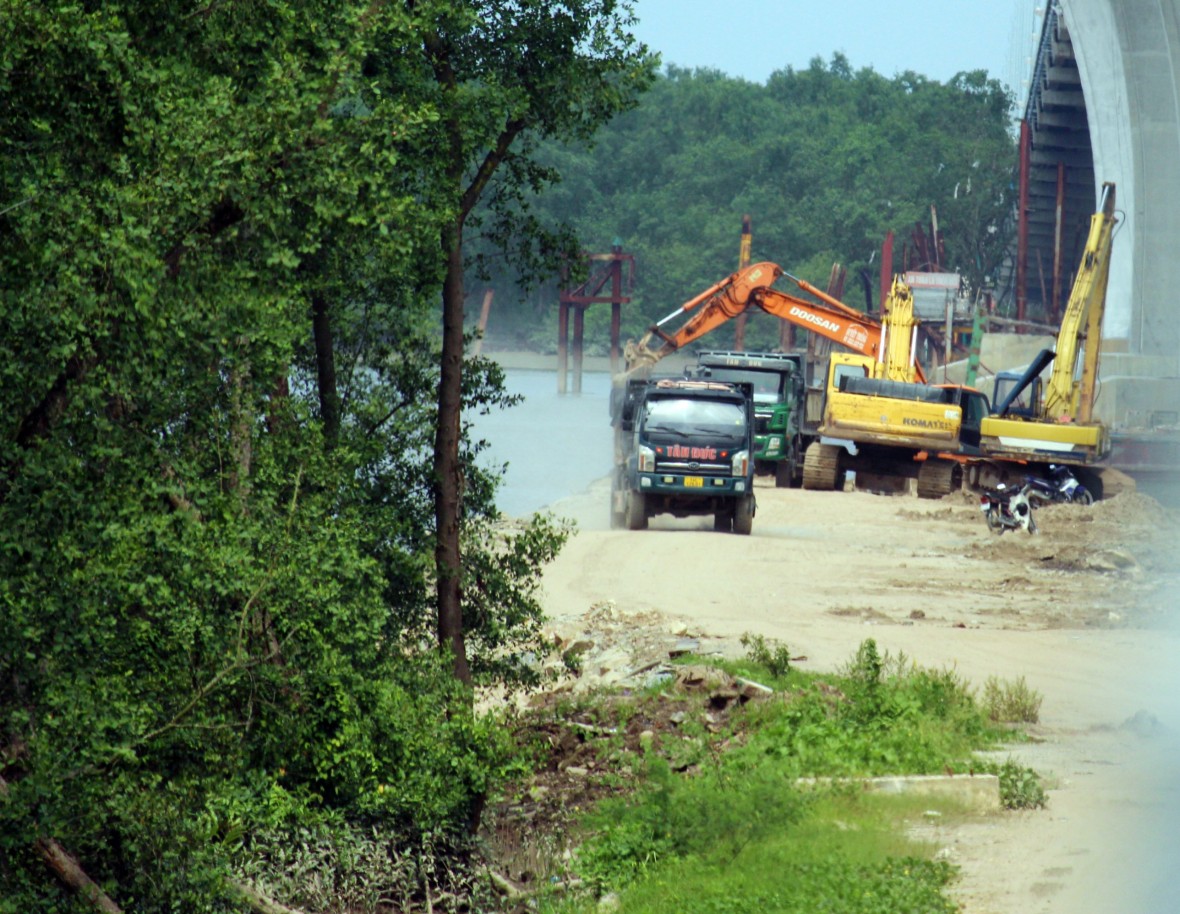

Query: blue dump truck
<box><xmin>609</xmin><ymin>377</ymin><xmax>756</xmax><ymax>534</ymax></box>
<box><xmin>689</xmin><ymin>350</ymin><xmax>811</xmax><ymax>488</ymax></box>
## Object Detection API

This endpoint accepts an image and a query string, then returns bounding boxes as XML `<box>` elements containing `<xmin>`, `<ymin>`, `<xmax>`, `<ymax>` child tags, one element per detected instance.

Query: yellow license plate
<box><xmin>684</xmin><ymin>476</ymin><xmax>703</xmax><ymax>487</ymax></box>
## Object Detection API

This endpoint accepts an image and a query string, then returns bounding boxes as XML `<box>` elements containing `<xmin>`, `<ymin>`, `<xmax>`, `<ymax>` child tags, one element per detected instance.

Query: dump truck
<box><xmin>689</xmin><ymin>350</ymin><xmax>811</xmax><ymax>488</ymax></box>
<box><xmin>610</xmin><ymin>378</ymin><xmax>757</xmax><ymax>533</ymax></box>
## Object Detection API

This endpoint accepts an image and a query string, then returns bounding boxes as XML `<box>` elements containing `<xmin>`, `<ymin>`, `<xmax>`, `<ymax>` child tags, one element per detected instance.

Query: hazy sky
<box><xmin>629</xmin><ymin>0</ymin><xmax>1043</xmax><ymax>104</ymax></box>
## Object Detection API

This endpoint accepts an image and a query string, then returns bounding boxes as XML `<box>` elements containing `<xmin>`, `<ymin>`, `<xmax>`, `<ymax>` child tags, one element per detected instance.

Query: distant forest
<box><xmin>470</xmin><ymin>55</ymin><xmax>1018</xmax><ymax>353</ymax></box>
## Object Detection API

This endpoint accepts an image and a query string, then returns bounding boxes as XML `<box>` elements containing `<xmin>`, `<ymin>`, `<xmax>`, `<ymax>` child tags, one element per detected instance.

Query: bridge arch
<box><xmin>1023</xmin><ymin>0</ymin><xmax>1180</xmax><ymax>363</ymax></box>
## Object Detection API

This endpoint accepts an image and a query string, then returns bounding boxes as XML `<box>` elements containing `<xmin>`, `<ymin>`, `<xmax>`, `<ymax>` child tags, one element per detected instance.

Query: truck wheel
<box><xmin>802</xmin><ymin>442</ymin><xmax>842</xmax><ymax>490</ymax></box>
<box><xmin>609</xmin><ymin>476</ymin><xmax>626</xmax><ymax>529</ymax></box>
<box><xmin>713</xmin><ymin>511</ymin><xmax>732</xmax><ymax>532</ymax></box>
<box><xmin>774</xmin><ymin>452</ymin><xmax>796</xmax><ymax>489</ymax></box>
<box><xmin>625</xmin><ymin>491</ymin><xmax>648</xmax><ymax>530</ymax></box>
<box><xmin>732</xmin><ymin>494</ymin><xmax>755</xmax><ymax>535</ymax></box>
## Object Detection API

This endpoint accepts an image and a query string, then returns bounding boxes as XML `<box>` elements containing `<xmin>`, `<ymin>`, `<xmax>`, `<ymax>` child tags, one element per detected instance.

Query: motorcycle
<box><xmin>980</xmin><ymin>482</ymin><xmax>1038</xmax><ymax>535</ymax></box>
<box><xmin>1024</xmin><ymin>464</ymin><xmax>1094</xmax><ymax>506</ymax></box>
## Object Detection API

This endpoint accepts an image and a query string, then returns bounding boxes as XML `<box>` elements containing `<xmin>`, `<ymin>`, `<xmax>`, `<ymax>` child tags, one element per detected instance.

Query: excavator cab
<box><xmin>992</xmin><ymin>370</ymin><xmax>1043</xmax><ymax>420</ymax></box>
<box><xmin>831</xmin><ymin>359</ymin><xmax>870</xmax><ymax>393</ymax></box>
<box><xmin>945</xmin><ymin>387</ymin><xmax>991</xmax><ymax>451</ymax></box>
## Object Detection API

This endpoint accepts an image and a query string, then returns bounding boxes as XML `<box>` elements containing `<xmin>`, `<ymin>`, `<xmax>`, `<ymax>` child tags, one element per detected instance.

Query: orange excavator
<box><xmin>624</xmin><ymin>261</ymin><xmax>927</xmax><ymax>383</ymax></box>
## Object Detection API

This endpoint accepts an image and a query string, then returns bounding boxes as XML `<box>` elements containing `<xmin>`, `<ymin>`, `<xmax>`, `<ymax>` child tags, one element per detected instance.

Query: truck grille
<box><xmin>656</xmin><ymin>459</ymin><xmax>730</xmax><ymax>475</ymax></box>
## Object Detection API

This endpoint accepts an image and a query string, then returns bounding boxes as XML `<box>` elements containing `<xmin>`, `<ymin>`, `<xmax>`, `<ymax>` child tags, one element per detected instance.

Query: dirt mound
<box><xmin>486</xmin><ymin>667</ymin><xmax>774</xmax><ymax>894</ymax></box>
<box><xmin>1090</xmin><ymin>491</ymin><xmax>1175</xmax><ymax>528</ymax></box>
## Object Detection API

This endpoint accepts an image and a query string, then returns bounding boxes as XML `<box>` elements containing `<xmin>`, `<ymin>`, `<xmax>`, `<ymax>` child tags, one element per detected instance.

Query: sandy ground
<box><xmin>533</xmin><ymin>477</ymin><xmax>1180</xmax><ymax>914</ymax></box>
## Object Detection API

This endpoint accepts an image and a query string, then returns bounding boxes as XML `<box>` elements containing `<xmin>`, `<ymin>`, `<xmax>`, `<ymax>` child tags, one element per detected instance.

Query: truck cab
<box><xmin>610</xmin><ymin>378</ymin><xmax>757</xmax><ymax>533</ymax></box>
<box><xmin>689</xmin><ymin>350</ymin><xmax>806</xmax><ymax>488</ymax></box>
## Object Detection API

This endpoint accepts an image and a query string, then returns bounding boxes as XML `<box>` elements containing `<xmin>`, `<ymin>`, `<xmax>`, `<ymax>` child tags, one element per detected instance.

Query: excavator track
<box><xmin>802</xmin><ymin>442</ymin><xmax>843</xmax><ymax>491</ymax></box>
<box><xmin>916</xmin><ymin>458</ymin><xmax>963</xmax><ymax>500</ymax></box>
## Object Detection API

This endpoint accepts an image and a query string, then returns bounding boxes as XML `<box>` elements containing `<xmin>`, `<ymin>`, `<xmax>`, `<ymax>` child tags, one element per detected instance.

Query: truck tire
<box><xmin>609</xmin><ymin>476</ymin><xmax>626</xmax><ymax>529</ymax></box>
<box><xmin>732</xmin><ymin>494</ymin><xmax>755</xmax><ymax>535</ymax></box>
<box><xmin>774</xmin><ymin>452</ymin><xmax>796</xmax><ymax>488</ymax></box>
<box><xmin>625</xmin><ymin>491</ymin><xmax>648</xmax><ymax>530</ymax></box>
<box><xmin>802</xmin><ymin>442</ymin><xmax>842</xmax><ymax>491</ymax></box>
<box><xmin>916</xmin><ymin>458</ymin><xmax>962</xmax><ymax>499</ymax></box>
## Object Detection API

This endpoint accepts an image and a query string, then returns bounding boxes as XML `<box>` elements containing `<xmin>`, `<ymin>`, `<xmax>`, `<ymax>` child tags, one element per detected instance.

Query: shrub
<box><xmin>739</xmin><ymin>632</ymin><xmax>792</xmax><ymax>679</ymax></box>
<box><xmin>996</xmin><ymin>758</ymin><xmax>1048</xmax><ymax>809</ymax></box>
<box><xmin>981</xmin><ymin>675</ymin><xmax>1043</xmax><ymax>723</ymax></box>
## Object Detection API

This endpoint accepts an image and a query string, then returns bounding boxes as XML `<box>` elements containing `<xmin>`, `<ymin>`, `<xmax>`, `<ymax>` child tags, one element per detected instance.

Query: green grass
<box><xmin>531</xmin><ymin>637</ymin><xmax>1042</xmax><ymax>913</ymax></box>
<box><xmin>545</xmin><ymin>791</ymin><xmax>960</xmax><ymax>913</ymax></box>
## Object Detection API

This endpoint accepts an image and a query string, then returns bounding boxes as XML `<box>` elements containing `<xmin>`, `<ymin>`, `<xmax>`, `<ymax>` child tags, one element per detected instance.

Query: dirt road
<box><xmin>536</xmin><ymin>478</ymin><xmax>1180</xmax><ymax>914</ymax></box>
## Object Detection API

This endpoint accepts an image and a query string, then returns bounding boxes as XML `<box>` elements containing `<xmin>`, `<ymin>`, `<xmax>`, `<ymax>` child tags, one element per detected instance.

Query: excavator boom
<box><xmin>979</xmin><ymin>182</ymin><xmax>1117</xmax><ymax>465</ymax></box>
<box><xmin>625</xmin><ymin>261</ymin><xmax>925</xmax><ymax>383</ymax></box>
<box><xmin>1043</xmin><ymin>182</ymin><xmax>1117</xmax><ymax>422</ymax></box>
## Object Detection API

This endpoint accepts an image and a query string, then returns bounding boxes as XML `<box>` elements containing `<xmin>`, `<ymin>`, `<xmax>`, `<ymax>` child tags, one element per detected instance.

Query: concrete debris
<box><xmin>736</xmin><ymin>676</ymin><xmax>774</xmax><ymax>696</ymax></box>
<box><xmin>798</xmin><ymin>774</ymin><xmax>1001</xmax><ymax>813</ymax></box>
<box><xmin>536</xmin><ymin>605</ymin><xmax>736</xmax><ymax>695</ymax></box>
<box><xmin>597</xmin><ymin>892</ymin><xmax>621</xmax><ymax>913</ymax></box>
<box><xmin>675</xmin><ymin>665</ymin><xmax>732</xmax><ymax>692</ymax></box>
<box><xmin>568</xmin><ymin>721</ymin><xmax>617</xmax><ymax>736</ymax></box>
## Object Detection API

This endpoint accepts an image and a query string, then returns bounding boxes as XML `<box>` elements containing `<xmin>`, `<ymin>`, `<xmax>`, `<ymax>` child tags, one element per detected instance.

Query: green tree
<box><xmin>471</xmin><ymin>56</ymin><xmax>1016</xmax><ymax>352</ymax></box>
<box><xmin>0</xmin><ymin>2</ymin><xmax>579</xmax><ymax>909</ymax></box>
<box><xmin>408</xmin><ymin>0</ymin><xmax>655</xmax><ymax>685</ymax></box>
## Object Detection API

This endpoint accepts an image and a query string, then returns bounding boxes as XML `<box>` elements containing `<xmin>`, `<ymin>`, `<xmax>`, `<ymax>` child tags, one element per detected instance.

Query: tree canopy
<box><xmin>0</xmin><ymin>1</ymin><xmax>650</xmax><ymax>909</ymax></box>
<box><xmin>471</xmin><ymin>56</ymin><xmax>1017</xmax><ymax>352</ymax></box>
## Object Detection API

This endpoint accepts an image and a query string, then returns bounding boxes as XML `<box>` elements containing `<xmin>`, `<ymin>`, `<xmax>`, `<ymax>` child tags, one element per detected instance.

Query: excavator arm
<box><xmin>744</xmin><ymin>283</ymin><xmax>926</xmax><ymax>383</ymax></box>
<box><xmin>624</xmin><ymin>262</ymin><xmax>785</xmax><ymax>371</ymax></box>
<box><xmin>625</xmin><ymin>261</ymin><xmax>925</xmax><ymax>382</ymax></box>
<box><xmin>978</xmin><ymin>183</ymin><xmax>1117</xmax><ymax>465</ymax></box>
<box><xmin>1042</xmin><ymin>182</ymin><xmax>1117</xmax><ymax>421</ymax></box>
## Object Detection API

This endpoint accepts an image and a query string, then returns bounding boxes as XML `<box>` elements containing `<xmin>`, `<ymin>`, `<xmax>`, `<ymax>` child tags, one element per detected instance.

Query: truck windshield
<box><xmin>643</xmin><ymin>398</ymin><xmax>746</xmax><ymax>437</ymax></box>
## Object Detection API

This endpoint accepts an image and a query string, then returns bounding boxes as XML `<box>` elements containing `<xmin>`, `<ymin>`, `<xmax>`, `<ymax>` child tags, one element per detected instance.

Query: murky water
<box><xmin>466</xmin><ymin>369</ymin><xmax>613</xmax><ymax>518</ymax></box>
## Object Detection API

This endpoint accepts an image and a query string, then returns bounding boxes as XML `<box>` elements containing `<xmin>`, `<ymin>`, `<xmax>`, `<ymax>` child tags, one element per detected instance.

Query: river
<box><xmin>466</xmin><ymin>368</ymin><xmax>614</xmax><ymax>518</ymax></box>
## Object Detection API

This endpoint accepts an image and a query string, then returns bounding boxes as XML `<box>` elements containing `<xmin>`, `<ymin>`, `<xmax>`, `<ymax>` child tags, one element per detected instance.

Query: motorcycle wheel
<box><xmin>1027</xmin><ymin>512</ymin><xmax>1038</xmax><ymax>535</ymax></box>
<box><xmin>1072</xmin><ymin>487</ymin><xmax>1094</xmax><ymax>506</ymax></box>
<box><xmin>985</xmin><ymin>508</ymin><xmax>1004</xmax><ymax>534</ymax></box>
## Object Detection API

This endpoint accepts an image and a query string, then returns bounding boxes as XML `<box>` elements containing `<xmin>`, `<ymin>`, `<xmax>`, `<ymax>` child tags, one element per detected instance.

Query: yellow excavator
<box><xmin>801</xmin><ymin>277</ymin><xmax>990</xmax><ymax>497</ymax></box>
<box><xmin>978</xmin><ymin>182</ymin><xmax>1117</xmax><ymax>473</ymax></box>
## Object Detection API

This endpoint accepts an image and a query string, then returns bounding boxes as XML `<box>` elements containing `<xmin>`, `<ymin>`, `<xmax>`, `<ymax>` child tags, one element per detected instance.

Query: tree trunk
<box><xmin>434</xmin><ymin>226</ymin><xmax>471</xmax><ymax>687</ymax></box>
<box><xmin>228</xmin><ymin>341</ymin><xmax>252</xmax><ymax>503</ymax></box>
<box><xmin>311</xmin><ymin>292</ymin><xmax>340</xmax><ymax>447</ymax></box>
<box><xmin>0</xmin><ymin>775</ymin><xmax>123</xmax><ymax>914</ymax></box>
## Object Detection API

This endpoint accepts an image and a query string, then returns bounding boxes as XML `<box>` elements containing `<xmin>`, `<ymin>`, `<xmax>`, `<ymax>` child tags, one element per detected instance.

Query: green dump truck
<box><xmin>690</xmin><ymin>350</ymin><xmax>810</xmax><ymax>488</ymax></box>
